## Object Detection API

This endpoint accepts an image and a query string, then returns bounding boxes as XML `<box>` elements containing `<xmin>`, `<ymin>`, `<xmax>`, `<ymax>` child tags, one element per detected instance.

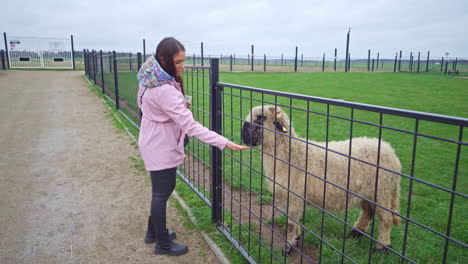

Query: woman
<box><xmin>137</xmin><ymin>37</ymin><xmax>249</xmax><ymax>256</ymax></box>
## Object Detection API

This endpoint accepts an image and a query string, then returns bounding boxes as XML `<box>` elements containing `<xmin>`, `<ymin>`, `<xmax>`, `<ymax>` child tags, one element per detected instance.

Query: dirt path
<box><xmin>0</xmin><ymin>70</ymin><xmax>221</xmax><ymax>264</ymax></box>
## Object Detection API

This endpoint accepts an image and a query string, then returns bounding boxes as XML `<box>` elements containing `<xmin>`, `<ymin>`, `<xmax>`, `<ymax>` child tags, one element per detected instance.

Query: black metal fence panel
<box><xmin>84</xmin><ymin>55</ymin><xmax>468</xmax><ymax>264</ymax></box>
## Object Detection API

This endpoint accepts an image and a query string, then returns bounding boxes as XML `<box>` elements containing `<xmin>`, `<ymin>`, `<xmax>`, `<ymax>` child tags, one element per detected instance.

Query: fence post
<box><xmin>322</xmin><ymin>53</ymin><xmax>325</xmax><ymax>72</ymax></box>
<box><xmin>345</xmin><ymin>29</ymin><xmax>350</xmax><ymax>72</ymax></box>
<box><xmin>100</xmin><ymin>50</ymin><xmax>105</xmax><ymax>94</ymax></box>
<box><xmin>251</xmin><ymin>45</ymin><xmax>254</xmax><ymax>71</ymax></box>
<box><xmin>230</xmin><ymin>55</ymin><xmax>233</xmax><ymax>72</ymax></box>
<box><xmin>367</xmin><ymin>49</ymin><xmax>371</xmax><ymax>71</ymax></box>
<box><xmin>263</xmin><ymin>54</ymin><xmax>266</xmax><ymax>72</ymax></box>
<box><xmin>394</xmin><ymin>52</ymin><xmax>398</xmax><ymax>72</ymax></box>
<box><xmin>426</xmin><ymin>51</ymin><xmax>430</xmax><ymax>72</ymax></box>
<box><xmin>334</xmin><ymin>48</ymin><xmax>337</xmax><ymax>72</ymax></box>
<box><xmin>453</xmin><ymin>57</ymin><xmax>458</xmax><ymax>71</ymax></box>
<box><xmin>1</xmin><ymin>50</ymin><xmax>5</xmax><ymax>70</ymax></box>
<box><xmin>113</xmin><ymin>51</ymin><xmax>120</xmax><ymax>110</ymax></box>
<box><xmin>143</xmin><ymin>38</ymin><xmax>146</xmax><ymax>60</ymax></box>
<box><xmin>83</xmin><ymin>49</ymin><xmax>87</xmax><ymax>75</ymax></box>
<box><xmin>417</xmin><ymin>52</ymin><xmax>421</xmax><ymax>73</ymax></box>
<box><xmin>398</xmin><ymin>50</ymin><xmax>402</xmax><ymax>72</ymax></box>
<box><xmin>440</xmin><ymin>57</ymin><xmax>444</xmax><ymax>72</ymax></box>
<box><xmin>71</xmin><ymin>35</ymin><xmax>75</xmax><ymax>70</ymax></box>
<box><xmin>444</xmin><ymin>61</ymin><xmax>448</xmax><ymax>75</ymax></box>
<box><xmin>201</xmin><ymin>42</ymin><xmax>204</xmax><ymax>66</ymax></box>
<box><xmin>109</xmin><ymin>51</ymin><xmax>112</xmax><ymax>72</ymax></box>
<box><xmin>376</xmin><ymin>52</ymin><xmax>380</xmax><ymax>71</ymax></box>
<box><xmin>129</xmin><ymin>52</ymin><xmax>132</xmax><ymax>71</ymax></box>
<box><xmin>3</xmin><ymin>32</ymin><xmax>10</xmax><ymax>69</ymax></box>
<box><xmin>409</xmin><ymin>52</ymin><xmax>413</xmax><ymax>72</ymax></box>
<box><xmin>210</xmin><ymin>58</ymin><xmax>222</xmax><ymax>224</ymax></box>
<box><xmin>348</xmin><ymin>53</ymin><xmax>351</xmax><ymax>72</ymax></box>
<box><xmin>137</xmin><ymin>52</ymin><xmax>142</xmax><ymax>72</ymax></box>
<box><xmin>372</xmin><ymin>58</ymin><xmax>375</xmax><ymax>72</ymax></box>
<box><xmin>294</xmin><ymin>46</ymin><xmax>298</xmax><ymax>72</ymax></box>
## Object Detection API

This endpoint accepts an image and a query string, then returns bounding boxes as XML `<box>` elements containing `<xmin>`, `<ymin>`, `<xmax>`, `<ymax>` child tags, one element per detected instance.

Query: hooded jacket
<box><xmin>137</xmin><ymin>55</ymin><xmax>228</xmax><ymax>171</ymax></box>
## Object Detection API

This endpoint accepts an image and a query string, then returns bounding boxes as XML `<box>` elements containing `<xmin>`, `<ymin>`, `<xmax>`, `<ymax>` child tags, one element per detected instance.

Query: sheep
<box><xmin>241</xmin><ymin>105</ymin><xmax>401</xmax><ymax>255</ymax></box>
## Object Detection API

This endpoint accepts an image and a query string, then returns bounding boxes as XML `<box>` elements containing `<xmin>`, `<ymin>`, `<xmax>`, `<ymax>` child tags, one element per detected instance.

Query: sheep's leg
<box><xmin>374</xmin><ymin>206</ymin><xmax>393</xmax><ymax>252</ymax></box>
<box><xmin>350</xmin><ymin>200</ymin><xmax>373</xmax><ymax>238</ymax></box>
<box><xmin>282</xmin><ymin>198</ymin><xmax>303</xmax><ymax>256</ymax></box>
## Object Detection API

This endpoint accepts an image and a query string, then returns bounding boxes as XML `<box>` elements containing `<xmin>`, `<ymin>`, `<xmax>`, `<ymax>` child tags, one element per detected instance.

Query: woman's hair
<box><xmin>155</xmin><ymin>37</ymin><xmax>185</xmax><ymax>94</ymax></box>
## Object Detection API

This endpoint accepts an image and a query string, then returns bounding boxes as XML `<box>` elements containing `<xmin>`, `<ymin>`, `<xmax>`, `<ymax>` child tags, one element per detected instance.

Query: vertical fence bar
<box><xmin>294</xmin><ymin>46</ymin><xmax>298</xmax><ymax>72</ymax></box>
<box><xmin>3</xmin><ymin>32</ymin><xmax>10</xmax><ymax>69</ymax></box>
<box><xmin>394</xmin><ymin>52</ymin><xmax>398</xmax><ymax>72</ymax></box>
<box><xmin>84</xmin><ymin>49</ymin><xmax>88</xmax><ymax>75</ymax></box>
<box><xmin>113</xmin><ymin>51</ymin><xmax>120</xmax><ymax>109</ymax></box>
<box><xmin>251</xmin><ymin>45</ymin><xmax>254</xmax><ymax>71</ymax></box>
<box><xmin>201</xmin><ymin>42</ymin><xmax>204</xmax><ymax>66</ymax></box>
<box><xmin>441</xmin><ymin>57</ymin><xmax>444</xmax><ymax>72</ymax></box>
<box><xmin>230</xmin><ymin>55</ymin><xmax>233</xmax><ymax>72</ymax></box>
<box><xmin>92</xmin><ymin>50</ymin><xmax>97</xmax><ymax>83</ymax></box>
<box><xmin>100</xmin><ymin>50</ymin><xmax>104</xmax><ymax>94</ymax></box>
<box><xmin>426</xmin><ymin>51</ymin><xmax>430</xmax><ymax>72</ymax></box>
<box><xmin>442</xmin><ymin>126</ymin><xmax>463</xmax><ymax>263</ymax></box>
<box><xmin>71</xmin><ymin>35</ymin><xmax>75</xmax><ymax>70</ymax></box>
<box><xmin>334</xmin><ymin>48</ymin><xmax>337</xmax><ymax>71</ymax></box>
<box><xmin>264</xmin><ymin>54</ymin><xmax>266</xmax><ymax>72</ymax></box>
<box><xmin>444</xmin><ymin>61</ymin><xmax>448</xmax><ymax>75</ymax></box>
<box><xmin>210</xmin><ymin>58</ymin><xmax>222</xmax><ymax>224</ymax></box>
<box><xmin>372</xmin><ymin>57</ymin><xmax>375</xmax><ymax>72</ymax></box>
<box><xmin>453</xmin><ymin>57</ymin><xmax>458</xmax><ymax>71</ymax></box>
<box><xmin>108</xmin><ymin>51</ymin><xmax>112</xmax><ymax>72</ymax></box>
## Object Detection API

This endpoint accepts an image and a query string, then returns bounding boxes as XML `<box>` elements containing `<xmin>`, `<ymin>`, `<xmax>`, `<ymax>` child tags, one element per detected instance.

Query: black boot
<box><xmin>154</xmin><ymin>229</ymin><xmax>188</xmax><ymax>256</ymax></box>
<box><xmin>145</xmin><ymin>216</ymin><xmax>176</xmax><ymax>244</ymax></box>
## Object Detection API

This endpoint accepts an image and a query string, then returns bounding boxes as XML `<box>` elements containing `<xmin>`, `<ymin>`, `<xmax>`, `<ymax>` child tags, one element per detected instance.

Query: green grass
<box><xmin>92</xmin><ymin>70</ymin><xmax>468</xmax><ymax>263</ymax></box>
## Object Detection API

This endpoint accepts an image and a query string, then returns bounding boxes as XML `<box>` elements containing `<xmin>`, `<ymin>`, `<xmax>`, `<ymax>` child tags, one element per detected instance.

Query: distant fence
<box><xmin>84</xmin><ymin>54</ymin><xmax>468</xmax><ymax>263</ymax></box>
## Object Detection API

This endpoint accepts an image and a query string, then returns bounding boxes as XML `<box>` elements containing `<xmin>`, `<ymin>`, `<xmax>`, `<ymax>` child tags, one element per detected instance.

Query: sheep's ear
<box><xmin>268</xmin><ymin>106</ymin><xmax>284</xmax><ymax>120</ymax></box>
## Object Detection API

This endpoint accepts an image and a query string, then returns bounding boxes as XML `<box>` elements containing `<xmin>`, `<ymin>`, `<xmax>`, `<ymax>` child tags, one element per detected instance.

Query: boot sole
<box><xmin>154</xmin><ymin>247</ymin><xmax>189</xmax><ymax>256</ymax></box>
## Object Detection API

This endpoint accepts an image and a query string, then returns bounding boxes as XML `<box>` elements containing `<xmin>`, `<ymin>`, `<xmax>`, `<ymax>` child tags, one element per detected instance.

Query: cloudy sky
<box><xmin>3</xmin><ymin>0</ymin><xmax>467</xmax><ymax>59</ymax></box>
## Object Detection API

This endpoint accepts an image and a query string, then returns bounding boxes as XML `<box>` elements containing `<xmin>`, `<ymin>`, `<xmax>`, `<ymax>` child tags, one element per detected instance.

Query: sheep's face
<box><xmin>242</xmin><ymin>105</ymin><xmax>289</xmax><ymax>147</ymax></box>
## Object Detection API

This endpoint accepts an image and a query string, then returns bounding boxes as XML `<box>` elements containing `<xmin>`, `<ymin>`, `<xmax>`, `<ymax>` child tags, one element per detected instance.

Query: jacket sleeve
<box><xmin>156</xmin><ymin>85</ymin><xmax>229</xmax><ymax>150</ymax></box>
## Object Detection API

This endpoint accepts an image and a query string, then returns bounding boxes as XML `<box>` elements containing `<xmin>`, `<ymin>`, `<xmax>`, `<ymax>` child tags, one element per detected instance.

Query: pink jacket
<box><xmin>137</xmin><ymin>81</ymin><xmax>228</xmax><ymax>171</ymax></box>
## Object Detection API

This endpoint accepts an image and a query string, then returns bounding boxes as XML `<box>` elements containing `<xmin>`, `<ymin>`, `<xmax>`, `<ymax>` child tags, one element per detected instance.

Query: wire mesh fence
<box><xmin>84</xmin><ymin>56</ymin><xmax>467</xmax><ymax>264</ymax></box>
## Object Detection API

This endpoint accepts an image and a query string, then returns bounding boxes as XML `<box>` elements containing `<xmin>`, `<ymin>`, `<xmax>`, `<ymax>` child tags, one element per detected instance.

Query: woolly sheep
<box><xmin>241</xmin><ymin>105</ymin><xmax>401</xmax><ymax>254</ymax></box>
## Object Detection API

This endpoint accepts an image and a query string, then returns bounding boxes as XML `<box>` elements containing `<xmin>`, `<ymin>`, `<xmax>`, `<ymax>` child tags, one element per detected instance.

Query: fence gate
<box><xmin>6</xmin><ymin>35</ymin><xmax>75</xmax><ymax>69</ymax></box>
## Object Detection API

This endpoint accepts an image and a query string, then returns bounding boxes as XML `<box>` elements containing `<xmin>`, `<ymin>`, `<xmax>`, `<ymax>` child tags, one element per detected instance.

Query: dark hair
<box><xmin>155</xmin><ymin>37</ymin><xmax>185</xmax><ymax>94</ymax></box>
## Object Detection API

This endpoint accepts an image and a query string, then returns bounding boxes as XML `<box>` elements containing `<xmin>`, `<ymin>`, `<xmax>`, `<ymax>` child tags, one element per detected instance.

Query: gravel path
<box><xmin>0</xmin><ymin>70</ymin><xmax>221</xmax><ymax>264</ymax></box>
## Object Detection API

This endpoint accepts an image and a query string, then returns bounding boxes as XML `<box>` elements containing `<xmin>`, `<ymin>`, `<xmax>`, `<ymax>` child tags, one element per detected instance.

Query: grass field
<box><xmin>111</xmin><ymin>70</ymin><xmax>467</xmax><ymax>263</ymax></box>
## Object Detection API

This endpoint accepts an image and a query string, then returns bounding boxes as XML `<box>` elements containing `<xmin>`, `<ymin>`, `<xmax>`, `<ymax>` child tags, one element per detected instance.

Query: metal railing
<box><xmin>85</xmin><ymin>56</ymin><xmax>468</xmax><ymax>263</ymax></box>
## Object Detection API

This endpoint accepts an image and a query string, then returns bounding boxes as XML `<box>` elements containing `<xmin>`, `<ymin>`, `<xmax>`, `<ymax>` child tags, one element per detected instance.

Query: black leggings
<box><xmin>150</xmin><ymin>167</ymin><xmax>177</xmax><ymax>233</ymax></box>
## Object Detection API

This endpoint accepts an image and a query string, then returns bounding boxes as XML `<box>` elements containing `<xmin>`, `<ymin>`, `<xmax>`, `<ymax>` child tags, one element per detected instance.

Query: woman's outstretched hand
<box><xmin>225</xmin><ymin>141</ymin><xmax>250</xmax><ymax>151</ymax></box>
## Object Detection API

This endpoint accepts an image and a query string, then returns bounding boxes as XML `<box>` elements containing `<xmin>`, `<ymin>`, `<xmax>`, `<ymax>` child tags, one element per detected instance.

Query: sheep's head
<box><xmin>241</xmin><ymin>105</ymin><xmax>290</xmax><ymax>147</ymax></box>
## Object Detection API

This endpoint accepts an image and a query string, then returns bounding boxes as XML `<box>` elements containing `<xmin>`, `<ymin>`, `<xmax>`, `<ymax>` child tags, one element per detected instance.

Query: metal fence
<box><xmin>85</xmin><ymin>56</ymin><xmax>467</xmax><ymax>263</ymax></box>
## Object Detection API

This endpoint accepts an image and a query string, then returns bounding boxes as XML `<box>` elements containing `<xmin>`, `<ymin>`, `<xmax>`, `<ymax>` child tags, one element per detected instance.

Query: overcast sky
<box><xmin>3</xmin><ymin>0</ymin><xmax>467</xmax><ymax>59</ymax></box>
